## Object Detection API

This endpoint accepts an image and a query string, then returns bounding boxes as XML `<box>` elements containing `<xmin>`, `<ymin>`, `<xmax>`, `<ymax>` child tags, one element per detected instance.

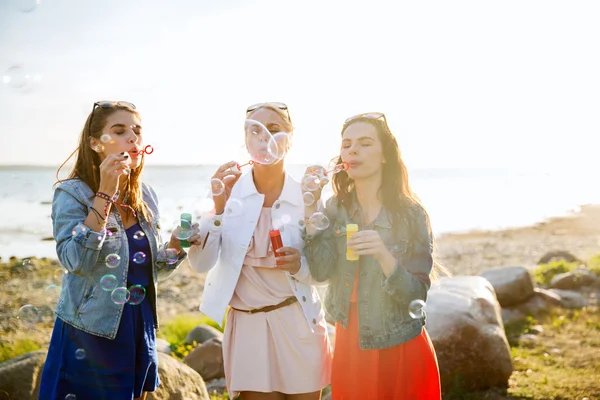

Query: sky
<box><xmin>0</xmin><ymin>0</ymin><xmax>598</xmax><ymax>171</ymax></box>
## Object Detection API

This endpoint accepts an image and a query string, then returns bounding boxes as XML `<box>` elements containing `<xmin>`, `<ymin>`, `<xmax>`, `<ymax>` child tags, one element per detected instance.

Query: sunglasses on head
<box><xmin>88</xmin><ymin>101</ymin><xmax>136</xmax><ymax>134</ymax></box>
<box><xmin>246</xmin><ymin>102</ymin><xmax>288</xmax><ymax>114</ymax></box>
<box><xmin>344</xmin><ymin>112</ymin><xmax>386</xmax><ymax>125</ymax></box>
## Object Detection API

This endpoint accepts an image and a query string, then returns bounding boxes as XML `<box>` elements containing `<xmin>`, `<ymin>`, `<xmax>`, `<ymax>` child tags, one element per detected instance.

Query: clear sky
<box><xmin>0</xmin><ymin>0</ymin><xmax>598</xmax><ymax>171</ymax></box>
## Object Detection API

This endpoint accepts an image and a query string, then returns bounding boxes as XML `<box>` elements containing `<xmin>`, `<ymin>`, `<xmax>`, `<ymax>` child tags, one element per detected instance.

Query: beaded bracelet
<box><xmin>95</xmin><ymin>191</ymin><xmax>137</xmax><ymax>218</ymax></box>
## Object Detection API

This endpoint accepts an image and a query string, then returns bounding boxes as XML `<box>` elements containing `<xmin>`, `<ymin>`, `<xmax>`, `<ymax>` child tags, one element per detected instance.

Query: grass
<box><xmin>533</xmin><ymin>260</ymin><xmax>580</xmax><ymax>286</ymax></box>
<box><xmin>0</xmin><ymin>338</ymin><xmax>42</xmax><ymax>363</ymax></box>
<box><xmin>157</xmin><ymin>313</ymin><xmax>225</xmax><ymax>360</ymax></box>
<box><xmin>445</xmin><ymin>306</ymin><xmax>600</xmax><ymax>399</ymax></box>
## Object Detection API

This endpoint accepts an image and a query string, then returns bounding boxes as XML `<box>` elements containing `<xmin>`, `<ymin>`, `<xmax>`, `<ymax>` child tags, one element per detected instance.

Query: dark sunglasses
<box><xmin>246</xmin><ymin>102</ymin><xmax>288</xmax><ymax>114</ymax></box>
<box><xmin>344</xmin><ymin>112</ymin><xmax>386</xmax><ymax>125</ymax></box>
<box><xmin>88</xmin><ymin>101</ymin><xmax>136</xmax><ymax>134</ymax></box>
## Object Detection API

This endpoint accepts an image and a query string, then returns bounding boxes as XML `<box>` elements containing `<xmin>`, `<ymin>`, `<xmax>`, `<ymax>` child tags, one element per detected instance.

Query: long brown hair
<box><xmin>56</xmin><ymin>104</ymin><xmax>153</xmax><ymax>223</ymax></box>
<box><xmin>331</xmin><ymin>116</ymin><xmax>450</xmax><ymax>281</ymax></box>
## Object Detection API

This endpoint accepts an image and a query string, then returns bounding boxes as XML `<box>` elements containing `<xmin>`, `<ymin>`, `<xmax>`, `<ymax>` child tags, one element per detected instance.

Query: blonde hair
<box><xmin>247</xmin><ymin>103</ymin><xmax>294</xmax><ymax>134</ymax></box>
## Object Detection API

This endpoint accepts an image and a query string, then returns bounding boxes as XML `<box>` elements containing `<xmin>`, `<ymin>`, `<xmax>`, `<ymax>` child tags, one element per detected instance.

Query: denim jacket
<box><xmin>304</xmin><ymin>194</ymin><xmax>434</xmax><ymax>350</ymax></box>
<box><xmin>51</xmin><ymin>179</ymin><xmax>186</xmax><ymax>339</ymax></box>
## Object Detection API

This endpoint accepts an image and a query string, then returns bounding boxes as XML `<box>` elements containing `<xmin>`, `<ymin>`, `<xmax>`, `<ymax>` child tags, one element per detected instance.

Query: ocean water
<box><xmin>0</xmin><ymin>165</ymin><xmax>598</xmax><ymax>259</ymax></box>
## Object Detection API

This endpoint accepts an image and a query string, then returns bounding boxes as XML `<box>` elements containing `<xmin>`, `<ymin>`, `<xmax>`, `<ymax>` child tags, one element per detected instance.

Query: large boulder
<box><xmin>0</xmin><ymin>350</ymin><xmax>46</xmax><ymax>400</ymax></box>
<box><xmin>182</xmin><ymin>337</ymin><xmax>225</xmax><ymax>381</ymax></box>
<box><xmin>480</xmin><ymin>266</ymin><xmax>535</xmax><ymax>307</ymax></box>
<box><xmin>427</xmin><ymin>276</ymin><xmax>513</xmax><ymax>392</ymax></box>
<box><xmin>185</xmin><ymin>324</ymin><xmax>224</xmax><ymax>345</ymax></box>
<box><xmin>0</xmin><ymin>351</ymin><xmax>209</xmax><ymax>400</ymax></box>
<box><xmin>547</xmin><ymin>289</ymin><xmax>587</xmax><ymax>309</ymax></box>
<box><xmin>550</xmin><ymin>267</ymin><xmax>599</xmax><ymax>290</ymax></box>
<box><xmin>148</xmin><ymin>352</ymin><xmax>210</xmax><ymax>400</ymax></box>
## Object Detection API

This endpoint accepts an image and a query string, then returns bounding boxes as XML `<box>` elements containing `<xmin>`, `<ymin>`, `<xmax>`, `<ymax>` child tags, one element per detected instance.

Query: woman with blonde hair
<box><xmin>189</xmin><ymin>102</ymin><xmax>332</xmax><ymax>400</ymax></box>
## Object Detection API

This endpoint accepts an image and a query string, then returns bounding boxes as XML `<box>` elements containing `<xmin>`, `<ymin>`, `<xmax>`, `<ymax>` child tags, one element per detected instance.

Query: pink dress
<box><xmin>224</xmin><ymin>208</ymin><xmax>332</xmax><ymax>397</ymax></box>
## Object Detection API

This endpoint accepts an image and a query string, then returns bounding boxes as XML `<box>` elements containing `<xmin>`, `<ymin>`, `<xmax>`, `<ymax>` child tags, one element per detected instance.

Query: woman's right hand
<box><xmin>212</xmin><ymin>161</ymin><xmax>242</xmax><ymax>214</ymax></box>
<box><xmin>98</xmin><ymin>152</ymin><xmax>131</xmax><ymax>195</ymax></box>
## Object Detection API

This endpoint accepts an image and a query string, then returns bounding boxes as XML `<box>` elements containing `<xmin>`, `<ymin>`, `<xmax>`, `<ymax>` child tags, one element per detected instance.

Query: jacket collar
<box><xmin>347</xmin><ymin>190</ymin><xmax>392</xmax><ymax>229</ymax></box>
<box><xmin>237</xmin><ymin>169</ymin><xmax>301</xmax><ymax>207</ymax></box>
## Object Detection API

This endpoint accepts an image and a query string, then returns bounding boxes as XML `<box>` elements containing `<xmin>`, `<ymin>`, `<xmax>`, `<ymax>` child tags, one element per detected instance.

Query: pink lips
<box><xmin>129</xmin><ymin>148</ymin><xmax>141</xmax><ymax>157</ymax></box>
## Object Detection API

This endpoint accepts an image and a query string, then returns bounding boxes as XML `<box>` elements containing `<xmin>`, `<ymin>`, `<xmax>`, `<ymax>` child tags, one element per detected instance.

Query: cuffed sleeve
<box><xmin>382</xmin><ymin>206</ymin><xmax>433</xmax><ymax>302</ymax></box>
<box><xmin>303</xmin><ymin>197</ymin><xmax>339</xmax><ymax>283</ymax></box>
<box><xmin>188</xmin><ymin>213</ymin><xmax>223</xmax><ymax>274</ymax></box>
<box><xmin>52</xmin><ymin>187</ymin><xmax>105</xmax><ymax>276</ymax></box>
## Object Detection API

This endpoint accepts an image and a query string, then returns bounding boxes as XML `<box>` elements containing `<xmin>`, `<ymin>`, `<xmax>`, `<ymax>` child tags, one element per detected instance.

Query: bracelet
<box><xmin>90</xmin><ymin>207</ymin><xmax>107</xmax><ymax>224</ymax></box>
<box><xmin>95</xmin><ymin>191</ymin><xmax>137</xmax><ymax>218</ymax></box>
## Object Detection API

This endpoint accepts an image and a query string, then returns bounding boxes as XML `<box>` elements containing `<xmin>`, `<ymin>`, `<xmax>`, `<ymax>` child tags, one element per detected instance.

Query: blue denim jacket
<box><xmin>51</xmin><ymin>179</ymin><xmax>186</xmax><ymax>339</ymax></box>
<box><xmin>304</xmin><ymin>195</ymin><xmax>434</xmax><ymax>350</ymax></box>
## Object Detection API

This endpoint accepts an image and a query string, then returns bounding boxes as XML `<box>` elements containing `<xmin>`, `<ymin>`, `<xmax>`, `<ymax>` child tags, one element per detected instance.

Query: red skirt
<box><xmin>331</xmin><ymin>302</ymin><xmax>441</xmax><ymax>400</ymax></box>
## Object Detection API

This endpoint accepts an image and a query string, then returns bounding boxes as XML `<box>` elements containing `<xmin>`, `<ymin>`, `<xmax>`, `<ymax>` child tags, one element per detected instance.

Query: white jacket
<box><xmin>188</xmin><ymin>171</ymin><xmax>326</xmax><ymax>331</ymax></box>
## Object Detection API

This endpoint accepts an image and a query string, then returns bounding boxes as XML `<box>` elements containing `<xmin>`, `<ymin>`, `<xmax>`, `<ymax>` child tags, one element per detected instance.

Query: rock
<box><xmin>204</xmin><ymin>377</ymin><xmax>227</xmax><ymax>395</ymax></box>
<box><xmin>538</xmin><ymin>250</ymin><xmax>580</xmax><ymax>265</ymax></box>
<box><xmin>519</xmin><ymin>334</ymin><xmax>539</xmax><ymax>344</ymax></box>
<box><xmin>501</xmin><ymin>308</ymin><xmax>526</xmax><ymax>325</ymax></box>
<box><xmin>515</xmin><ymin>294</ymin><xmax>548</xmax><ymax>316</ymax></box>
<box><xmin>480</xmin><ymin>266</ymin><xmax>535</xmax><ymax>307</ymax></box>
<box><xmin>548</xmin><ymin>289</ymin><xmax>587</xmax><ymax>309</ymax></box>
<box><xmin>531</xmin><ymin>325</ymin><xmax>544</xmax><ymax>335</ymax></box>
<box><xmin>156</xmin><ymin>338</ymin><xmax>172</xmax><ymax>355</ymax></box>
<box><xmin>427</xmin><ymin>276</ymin><xmax>513</xmax><ymax>392</ymax></box>
<box><xmin>550</xmin><ymin>267</ymin><xmax>599</xmax><ymax>290</ymax></box>
<box><xmin>185</xmin><ymin>324</ymin><xmax>224</xmax><ymax>345</ymax></box>
<box><xmin>183</xmin><ymin>337</ymin><xmax>225</xmax><ymax>381</ymax></box>
<box><xmin>148</xmin><ymin>352</ymin><xmax>210</xmax><ymax>400</ymax></box>
<box><xmin>0</xmin><ymin>350</ymin><xmax>46</xmax><ymax>400</ymax></box>
<box><xmin>534</xmin><ymin>287</ymin><xmax>562</xmax><ymax>307</ymax></box>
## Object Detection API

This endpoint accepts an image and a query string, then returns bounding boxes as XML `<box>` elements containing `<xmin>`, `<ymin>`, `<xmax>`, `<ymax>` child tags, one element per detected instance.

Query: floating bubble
<box><xmin>165</xmin><ymin>248</ymin><xmax>179</xmax><ymax>264</ymax></box>
<box><xmin>133</xmin><ymin>230</ymin><xmax>145</xmax><ymax>240</ymax></box>
<box><xmin>270</xmin><ymin>132</ymin><xmax>292</xmax><ymax>161</ymax></box>
<box><xmin>44</xmin><ymin>284</ymin><xmax>60</xmax><ymax>303</ymax></box>
<box><xmin>75</xmin><ymin>348</ymin><xmax>86</xmax><ymax>360</ymax></box>
<box><xmin>92</xmin><ymin>143</ymin><xmax>104</xmax><ymax>153</ymax></box>
<box><xmin>17</xmin><ymin>304</ymin><xmax>40</xmax><ymax>325</ymax></box>
<box><xmin>280</xmin><ymin>214</ymin><xmax>292</xmax><ymax>224</ymax></box>
<box><xmin>100</xmin><ymin>133</ymin><xmax>113</xmax><ymax>144</ymax></box>
<box><xmin>408</xmin><ymin>299</ymin><xmax>426</xmax><ymax>319</ymax></box>
<box><xmin>0</xmin><ymin>390</ymin><xmax>9</xmax><ymax>400</ymax></box>
<box><xmin>244</xmin><ymin>119</ymin><xmax>279</xmax><ymax>165</ymax></box>
<box><xmin>105</xmin><ymin>254</ymin><xmax>121</xmax><ymax>268</ymax></box>
<box><xmin>225</xmin><ymin>197</ymin><xmax>244</xmax><ymax>217</ymax></box>
<box><xmin>65</xmin><ymin>394</ymin><xmax>77</xmax><ymax>400</ymax></box>
<box><xmin>100</xmin><ymin>274</ymin><xmax>118</xmax><ymax>291</ymax></box>
<box><xmin>71</xmin><ymin>225</ymin><xmax>87</xmax><ymax>237</ymax></box>
<box><xmin>128</xmin><ymin>285</ymin><xmax>146</xmax><ymax>305</ymax></box>
<box><xmin>111</xmin><ymin>287</ymin><xmax>130</xmax><ymax>305</ymax></box>
<box><xmin>301</xmin><ymin>174</ymin><xmax>321</xmax><ymax>192</ymax></box>
<box><xmin>303</xmin><ymin>192</ymin><xmax>315</xmax><ymax>206</ymax></box>
<box><xmin>132</xmin><ymin>251</ymin><xmax>146</xmax><ymax>264</ymax></box>
<box><xmin>211</xmin><ymin>178</ymin><xmax>225</xmax><ymax>197</ymax></box>
<box><xmin>173</xmin><ymin>218</ymin><xmax>192</xmax><ymax>241</ymax></box>
<box><xmin>308</xmin><ymin>212</ymin><xmax>330</xmax><ymax>230</ymax></box>
<box><xmin>14</xmin><ymin>0</ymin><xmax>41</xmax><ymax>13</ymax></box>
<box><xmin>1</xmin><ymin>65</ymin><xmax>41</xmax><ymax>90</ymax></box>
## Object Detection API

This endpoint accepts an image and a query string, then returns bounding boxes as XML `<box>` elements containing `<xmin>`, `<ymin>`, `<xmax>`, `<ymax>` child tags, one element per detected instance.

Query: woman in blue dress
<box><xmin>39</xmin><ymin>101</ymin><xmax>196</xmax><ymax>400</ymax></box>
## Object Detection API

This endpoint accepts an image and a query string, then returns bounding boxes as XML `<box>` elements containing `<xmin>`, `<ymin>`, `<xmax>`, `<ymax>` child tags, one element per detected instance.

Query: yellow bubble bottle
<box><xmin>346</xmin><ymin>224</ymin><xmax>359</xmax><ymax>261</ymax></box>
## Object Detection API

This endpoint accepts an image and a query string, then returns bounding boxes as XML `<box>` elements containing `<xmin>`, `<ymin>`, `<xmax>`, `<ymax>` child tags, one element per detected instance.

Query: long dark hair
<box><xmin>332</xmin><ymin>116</ymin><xmax>449</xmax><ymax>281</ymax></box>
<box><xmin>55</xmin><ymin>104</ymin><xmax>153</xmax><ymax>223</ymax></box>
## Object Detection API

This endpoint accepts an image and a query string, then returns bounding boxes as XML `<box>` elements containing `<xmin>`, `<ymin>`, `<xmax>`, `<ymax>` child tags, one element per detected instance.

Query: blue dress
<box><xmin>40</xmin><ymin>223</ymin><xmax>159</xmax><ymax>400</ymax></box>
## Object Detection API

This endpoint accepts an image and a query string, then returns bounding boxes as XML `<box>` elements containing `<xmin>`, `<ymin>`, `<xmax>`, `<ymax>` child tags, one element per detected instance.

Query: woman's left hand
<box><xmin>347</xmin><ymin>230</ymin><xmax>389</xmax><ymax>261</ymax></box>
<box><xmin>274</xmin><ymin>246</ymin><xmax>301</xmax><ymax>274</ymax></box>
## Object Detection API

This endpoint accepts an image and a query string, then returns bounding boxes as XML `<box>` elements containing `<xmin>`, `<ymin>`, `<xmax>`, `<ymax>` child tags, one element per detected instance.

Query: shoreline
<box><xmin>1</xmin><ymin>203</ymin><xmax>599</xmax><ymax>263</ymax></box>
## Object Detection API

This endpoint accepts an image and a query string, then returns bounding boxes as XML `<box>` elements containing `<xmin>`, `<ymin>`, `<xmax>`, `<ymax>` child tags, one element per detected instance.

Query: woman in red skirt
<box><xmin>303</xmin><ymin>112</ymin><xmax>442</xmax><ymax>399</ymax></box>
